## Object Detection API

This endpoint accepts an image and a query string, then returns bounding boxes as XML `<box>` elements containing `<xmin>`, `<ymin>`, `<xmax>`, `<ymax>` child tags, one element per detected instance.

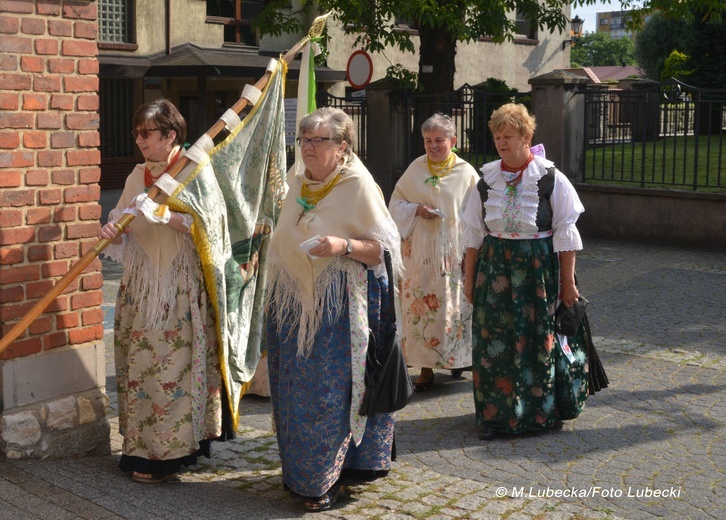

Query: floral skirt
<box><xmin>114</xmin><ymin>253</ymin><xmax>223</xmax><ymax>464</ymax></box>
<box><xmin>266</xmin><ymin>271</ymin><xmax>394</xmax><ymax>498</ymax></box>
<box><xmin>471</xmin><ymin>236</ymin><xmax>589</xmax><ymax>434</ymax></box>
<box><xmin>399</xmin><ymin>237</ymin><xmax>473</xmax><ymax>370</ymax></box>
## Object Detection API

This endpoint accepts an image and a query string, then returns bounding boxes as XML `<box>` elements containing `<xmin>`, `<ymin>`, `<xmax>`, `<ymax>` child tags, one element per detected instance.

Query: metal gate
<box><xmin>316</xmin><ymin>91</ymin><xmax>367</xmax><ymax>161</ymax></box>
<box><xmin>583</xmin><ymin>78</ymin><xmax>726</xmax><ymax>191</ymax></box>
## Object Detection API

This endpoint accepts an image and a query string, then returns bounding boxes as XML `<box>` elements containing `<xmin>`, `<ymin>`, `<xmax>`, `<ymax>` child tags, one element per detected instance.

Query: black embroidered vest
<box><xmin>477</xmin><ymin>166</ymin><xmax>556</xmax><ymax>232</ymax></box>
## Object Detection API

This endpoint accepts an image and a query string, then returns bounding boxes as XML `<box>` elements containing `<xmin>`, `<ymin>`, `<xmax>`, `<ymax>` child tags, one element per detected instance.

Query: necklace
<box><xmin>144</xmin><ymin>149</ymin><xmax>182</xmax><ymax>190</ymax></box>
<box><xmin>296</xmin><ymin>171</ymin><xmax>344</xmax><ymax>224</ymax></box>
<box><xmin>425</xmin><ymin>153</ymin><xmax>456</xmax><ymax>187</ymax></box>
<box><xmin>501</xmin><ymin>154</ymin><xmax>534</xmax><ymax>196</ymax></box>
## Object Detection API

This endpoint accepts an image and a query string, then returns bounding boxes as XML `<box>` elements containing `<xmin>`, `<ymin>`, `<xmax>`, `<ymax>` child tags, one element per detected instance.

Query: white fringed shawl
<box><xmin>266</xmin><ymin>155</ymin><xmax>401</xmax><ymax>358</ymax></box>
<box><xmin>102</xmin><ymin>148</ymin><xmax>194</xmax><ymax>331</ymax></box>
<box><xmin>389</xmin><ymin>154</ymin><xmax>478</xmax><ymax>275</ymax></box>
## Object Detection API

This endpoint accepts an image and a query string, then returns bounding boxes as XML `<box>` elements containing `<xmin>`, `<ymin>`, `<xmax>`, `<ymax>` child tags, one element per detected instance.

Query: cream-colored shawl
<box><xmin>389</xmin><ymin>153</ymin><xmax>478</xmax><ymax>274</ymax></box>
<box><xmin>266</xmin><ymin>154</ymin><xmax>400</xmax><ymax>357</ymax></box>
<box><xmin>104</xmin><ymin>146</ymin><xmax>189</xmax><ymax>330</ymax></box>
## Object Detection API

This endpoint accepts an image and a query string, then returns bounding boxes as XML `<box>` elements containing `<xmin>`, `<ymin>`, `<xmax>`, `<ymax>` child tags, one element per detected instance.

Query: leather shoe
<box><xmin>303</xmin><ymin>481</ymin><xmax>346</xmax><ymax>511</ymax></box>
<box><xmin>413</xmin><ymin>373</ymin><xmax>435</xmax><ymax>393</ymax></box>
<box><xmin>552</xmin><ymin>419</ymin><xmax>564</xmax><ymax>432</ymax></box>
<box><xmin>478</xmin><ymin>428</ymin><xmax>497</xmax><ymax>441</ymax></box>
<box><xmin>451</xmin><ymin>366</ymin><xmax>472</xmax><ymax>378</ymax></box>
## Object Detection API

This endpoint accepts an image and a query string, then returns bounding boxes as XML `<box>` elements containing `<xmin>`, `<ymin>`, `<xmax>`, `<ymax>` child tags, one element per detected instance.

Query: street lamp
<box><xmin>562</xmin><ymin>15</ymin><xmax>584</xmax><ymax>49</ymax></box>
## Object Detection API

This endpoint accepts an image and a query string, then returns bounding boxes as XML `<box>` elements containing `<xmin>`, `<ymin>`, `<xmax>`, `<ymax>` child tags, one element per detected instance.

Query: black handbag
<box><xmin>358</xmin><ymin>249</ymin><xmax>414</xmax><ymax>416</ymax></box>
<box><xmin>555</xmin><ymin>296</ymin><xmax>589</xmax><ymax>336</ymax></box>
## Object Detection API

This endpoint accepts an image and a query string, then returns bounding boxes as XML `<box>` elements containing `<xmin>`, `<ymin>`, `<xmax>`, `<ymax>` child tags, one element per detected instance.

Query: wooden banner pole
<box><xmin>0</xmin><ymin>13</ymin><xmax>330</xmax><ymax>354</ymax></box>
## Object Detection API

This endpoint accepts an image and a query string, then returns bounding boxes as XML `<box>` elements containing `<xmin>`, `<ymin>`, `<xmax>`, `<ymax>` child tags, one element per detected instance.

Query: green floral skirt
<box><xmin>471</xmin><ymin>235</ymin><xmax>588</xmax><ymax>434</ymax></box>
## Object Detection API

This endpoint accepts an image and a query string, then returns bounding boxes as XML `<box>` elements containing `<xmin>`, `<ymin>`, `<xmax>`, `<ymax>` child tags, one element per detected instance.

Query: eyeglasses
<box><xmin>295</xmin><ymin>137</ymin><xmax>331</xmax><ymax>148</ymax></box>
<box><xmin>132</xmin><ymin>128</ymin><xmax>160</xmax><ymax>139</ymax></box>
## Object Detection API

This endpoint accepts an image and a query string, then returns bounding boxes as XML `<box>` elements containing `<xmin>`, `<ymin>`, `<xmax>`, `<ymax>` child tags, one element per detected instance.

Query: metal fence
<box><xmin>583</xmin><ymin>78</ymin><xmax>726</xmax><ymax>192</ymax></box>
<box><xmin>401</xmin><ymin>84</ymin><xmax>531</xmax><ymax>167</ymax></box>
<box><xmin>315</xmin><ymin>90</ymin><xmax>367</xmax><ymax>160</ymax></box>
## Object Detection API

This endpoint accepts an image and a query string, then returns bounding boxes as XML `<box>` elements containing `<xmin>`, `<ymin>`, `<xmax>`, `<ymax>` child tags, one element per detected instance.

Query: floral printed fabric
<box><xmin>400</xmin><ymin>236</ymin><xmax>472</xmax><ymax>369</ymax></box>
<box><xmin>471</xmin><ymin>236</ymin><xmax>588</xmax><ymax>434</ymax></box>
<box><xmin>389</xmin><ymin>155</ymin><xmax>478</xmax><ymax>371</ymax></box>
<box><xmin>115</xmin><ymin>238</ymin><xmax>222</xmax><ymax>461</ymax></box>
<box><xmin>267</xmin><ymin>270</ymin><xmax>394</xmax><ymax>498</ymax></box>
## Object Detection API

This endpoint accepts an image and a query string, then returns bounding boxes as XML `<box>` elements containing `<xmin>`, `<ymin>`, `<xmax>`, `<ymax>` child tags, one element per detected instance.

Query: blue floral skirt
<box><xmin>267</xmin><ymin>271</ymin><xmax>394</xmax><ymax>497</ymax></box>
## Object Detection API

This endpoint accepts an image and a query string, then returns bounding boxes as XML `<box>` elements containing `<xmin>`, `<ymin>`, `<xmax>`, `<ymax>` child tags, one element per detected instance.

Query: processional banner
<box><xmin>168</xmin><ymin>61</ymin><xmax>288</xmax><ymax>429</ymax></box>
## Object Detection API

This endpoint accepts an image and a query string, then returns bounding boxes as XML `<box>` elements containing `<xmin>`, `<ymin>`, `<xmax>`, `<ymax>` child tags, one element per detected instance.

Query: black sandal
<box><xmin>413</xmin><ymin>373</ymin><xmax>435</xmax><ymax>393</ymax></box>
<box><xmin>302</xmin><ymin>481</ymin><xmax>346</xmax><ymax>511</ymax></box>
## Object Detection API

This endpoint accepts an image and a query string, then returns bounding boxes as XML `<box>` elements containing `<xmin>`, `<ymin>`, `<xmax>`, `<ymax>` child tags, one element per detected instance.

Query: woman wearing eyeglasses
<box><xmin>265</xmin><ymin>107</ymin><xmax>401</xmax><ymax>511</ymax></box>
<box><xmin>99</xmin><ymin>99</ymin><xmax>227</xmax><ymax>484</ymax></box>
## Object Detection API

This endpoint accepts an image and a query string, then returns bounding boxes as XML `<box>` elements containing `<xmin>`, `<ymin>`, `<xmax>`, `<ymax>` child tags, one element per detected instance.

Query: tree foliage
<box><xmin>257</xmin><ymin>0</ymin><xmax>577</xmax><ymax>97</ymax></box>
<box><xmin>634</xmin><ymin>9</ymin><xmax>726</xmax><ymax>87</ymax></box>
<box><xmin>569</xmin><ymin>32</ymin><xmax>636</xmax><ymax>68</ymax></box>
<box><xmin>661</xmin><ymin>50</ymin><xmax>692</xmax><ymax>82</ymax></box>
<box><xmin>255</xmin><ymin>1</ymin><xmax>726</xmax><ymax>95</ymax></box>
<box><xmin>633</xmin><ymin>13</ymin><xmax>689</xmax><ymax>81</ymax></box>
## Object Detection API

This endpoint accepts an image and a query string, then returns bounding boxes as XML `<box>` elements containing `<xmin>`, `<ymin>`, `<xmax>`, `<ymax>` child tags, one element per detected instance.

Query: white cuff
<box><xmin>241</xmin><ymin>84</ymin><xmax>262</xmax><ymax>106</ymax></box>
<box><xmin>185</xmin><ymin>134</ymin><xmax>214</xmax><ymax>164</ymax></box>
<box><xmin>154</xmin><ymin>173</ymin><xmax>181</xmax><ymax>196</ymax></box>
<box><xmin>179</xmin><ymin>213</ymin><xmax>194</xmax><ymax>232</ymax></box>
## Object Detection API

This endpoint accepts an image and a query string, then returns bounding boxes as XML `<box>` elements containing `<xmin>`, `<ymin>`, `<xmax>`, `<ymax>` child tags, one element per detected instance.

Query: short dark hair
<box><xmin>132</xmin><ymin>98</ymin><xmax>187</xmax><ymax>146</ymax></box>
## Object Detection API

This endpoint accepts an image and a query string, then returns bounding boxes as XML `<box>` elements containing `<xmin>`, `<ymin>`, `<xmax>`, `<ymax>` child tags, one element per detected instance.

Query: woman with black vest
<box><xmin>461</xmin><ymin>103</ymin><xmax>593</xmax><ymax>441</ymax></box>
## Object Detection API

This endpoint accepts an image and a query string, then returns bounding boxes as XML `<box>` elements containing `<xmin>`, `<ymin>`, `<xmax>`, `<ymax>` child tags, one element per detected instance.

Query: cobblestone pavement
<box><xmin>1</xmin><ymin>238</ymin><xmax>723</xmax><ymax>520</ymax></box>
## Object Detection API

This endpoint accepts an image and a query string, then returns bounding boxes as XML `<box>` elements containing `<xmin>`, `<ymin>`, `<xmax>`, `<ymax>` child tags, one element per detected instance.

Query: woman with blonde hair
<box><xmin>462</xmin><ymin>103</ymin><xmax>591</xmax><ymax>440</ymax></box>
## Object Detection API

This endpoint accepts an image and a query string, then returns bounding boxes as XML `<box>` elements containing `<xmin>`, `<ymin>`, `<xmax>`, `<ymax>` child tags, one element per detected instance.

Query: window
<box><xmin>515</xmin><ymin>10</ymin><xmax>536</xmax><ymax>40</ymax></box>
<box><xmin>100</xmin><ymin>78</ymin><xmax>135</xmax><ymax>158</ymax></box>
<box><xmin>600</xmin><ymin>18</ymin><xmax>609</xmax><ymax>26</ymax></box>
<box><xmin>395</xmin><ymin>13</ymin><xmax>419</xmax><ymax>31</ymax></box>
<box><xmin>207</xmin><ymin>0</ymin><xmax>266</xmax><ymax>45</ymax></box>
<box><xmin>98</xmin><ymin>0</ymin><xmax>133</xmax><ymax>44</ymax></box>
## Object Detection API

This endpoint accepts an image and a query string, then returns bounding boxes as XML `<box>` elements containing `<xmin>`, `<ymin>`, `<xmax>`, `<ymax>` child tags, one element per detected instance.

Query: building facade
<box><xmin>98</xmin><ymin>0</ymin><xmax>573</xmax><ymax>188</ymax></box>
<box><xmin>596</xmin><ymin>10</ymin><xmax>637</xmax><ymax>41</ymax></box>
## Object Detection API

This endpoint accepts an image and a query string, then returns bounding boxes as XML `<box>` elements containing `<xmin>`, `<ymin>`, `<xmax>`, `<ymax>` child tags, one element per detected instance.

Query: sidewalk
<box><xmin>1</xmin><ymin>237</ymin><xmax>723</xmax><ymax>520</ymax></box>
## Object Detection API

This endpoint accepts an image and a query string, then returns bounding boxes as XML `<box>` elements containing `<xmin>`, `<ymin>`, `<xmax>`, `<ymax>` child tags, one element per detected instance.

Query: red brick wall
<box><xmin>0</xmin><ymin>0</ymin><xmax>103</xmax><ymax>359</ymax></box>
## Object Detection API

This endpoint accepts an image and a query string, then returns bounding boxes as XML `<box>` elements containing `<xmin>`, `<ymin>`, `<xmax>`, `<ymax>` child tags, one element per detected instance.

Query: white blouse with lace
<box><xmin>461</xmin><ymin>156</ymin><xmax>584</xmax><ymax>252</ymax></box>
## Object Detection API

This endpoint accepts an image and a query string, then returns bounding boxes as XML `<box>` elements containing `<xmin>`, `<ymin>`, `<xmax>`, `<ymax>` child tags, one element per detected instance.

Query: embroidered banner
<box><xmin>168</xmin><ymin>61</ymin><xmax>288</xmax><ymax>429</ymax></box>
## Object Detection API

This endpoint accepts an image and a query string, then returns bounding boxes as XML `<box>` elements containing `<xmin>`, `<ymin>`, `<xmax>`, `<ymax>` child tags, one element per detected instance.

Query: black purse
<box><xmin>358</xmin><ymin>249</ymin><xmax>414</xmax><ymax>417</ymax></box>
<box><xmin>555</xmin><ymin>296</ymin><xmax>589</xmax><ymax>337</ymax></box>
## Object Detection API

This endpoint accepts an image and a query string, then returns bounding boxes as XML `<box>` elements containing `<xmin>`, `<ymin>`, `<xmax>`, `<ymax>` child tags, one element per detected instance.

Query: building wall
<box><xmin>325</xmin><ymin>12</ymin><xmax>572</xmax><ymax>94</ymax></box>
<box><xmin>596</xmin><ymin>11</ymin><xmax>636</xmax><ymax>41</ymax></box>
<box><xmin>0</xmin><ymin>0</ymin><xmax>109</xmax><ymax>458</ymax></box>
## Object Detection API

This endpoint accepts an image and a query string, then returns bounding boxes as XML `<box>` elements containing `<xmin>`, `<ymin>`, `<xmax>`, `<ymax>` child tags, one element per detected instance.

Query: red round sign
<box><xmin>346</xmin><ymin>50</ymin><xmax>373</xmax><ymax>90</ymax></box>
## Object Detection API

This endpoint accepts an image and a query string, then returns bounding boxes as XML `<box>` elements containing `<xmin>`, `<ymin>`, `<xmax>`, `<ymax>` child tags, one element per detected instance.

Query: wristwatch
<box><xmin>343</xmin><ymin>239</ymin><xmax>353</xmax><ymax>256</ymax></box>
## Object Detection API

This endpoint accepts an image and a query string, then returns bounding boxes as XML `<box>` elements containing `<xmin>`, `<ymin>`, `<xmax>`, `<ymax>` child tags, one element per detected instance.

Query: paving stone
<box><xmin>1</xmin><ymin>237</ymin><xmax>723</xmax><ymax>519</ymax></box>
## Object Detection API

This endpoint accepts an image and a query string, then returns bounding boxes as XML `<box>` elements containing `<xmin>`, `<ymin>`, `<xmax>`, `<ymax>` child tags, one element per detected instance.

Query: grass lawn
<box><xmin>584</xmin><ymin>134</ymin><xmax>725</xmax><ymax>193</ymax></box>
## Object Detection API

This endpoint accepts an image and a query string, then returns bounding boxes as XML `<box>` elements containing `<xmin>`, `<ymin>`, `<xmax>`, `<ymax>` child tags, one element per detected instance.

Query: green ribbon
<box><xmin>296</xmin><ymin>197</ymin><xmax>315</xmax><ymax>212</ymax></box>
<box><xmin>424</xmin><ymin>176</ymin><xmax>441</xmax><ymax>187</ymax></box>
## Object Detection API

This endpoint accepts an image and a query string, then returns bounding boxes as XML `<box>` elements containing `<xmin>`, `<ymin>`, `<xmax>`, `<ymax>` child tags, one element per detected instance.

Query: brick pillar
<box><xmin>0</xmin><ymin>0</ymin><xmax>110</xmax><ymax>458</ymax></box>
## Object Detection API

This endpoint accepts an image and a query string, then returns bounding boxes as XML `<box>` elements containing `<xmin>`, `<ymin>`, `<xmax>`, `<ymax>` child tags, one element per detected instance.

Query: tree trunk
<box><xmin>417</xmin><ymin>22</ymin><xmax>457</xmax><ymax>102</ymax></box>
<box><xmin>412</xmin><ymin>21</ymin><xmax>458</xmax><ymax>152</ymax></box>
